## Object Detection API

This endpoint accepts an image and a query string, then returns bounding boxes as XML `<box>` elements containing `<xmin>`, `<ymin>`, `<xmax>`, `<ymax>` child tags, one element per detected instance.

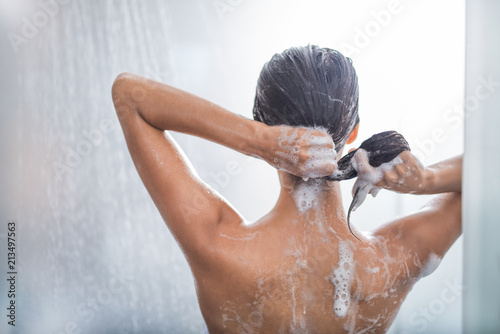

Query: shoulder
<box><xmin>369</xmin><ymin>192</ymin><xmax>462</xmax><ymax>281</ymax></box>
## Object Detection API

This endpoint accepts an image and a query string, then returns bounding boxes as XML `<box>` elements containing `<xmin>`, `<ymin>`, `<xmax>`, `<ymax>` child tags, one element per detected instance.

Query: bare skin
<box><xmin>111</xmin><ymin>73</ymin><xmax>462</xmax><ymax>333</ymax></box>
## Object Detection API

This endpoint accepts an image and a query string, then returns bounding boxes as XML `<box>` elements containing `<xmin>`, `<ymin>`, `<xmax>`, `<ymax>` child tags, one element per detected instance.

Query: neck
<box><xmin>272</xmin><ymin>172</ymin><xmax>352</xmax><ymax>236</ymax></box>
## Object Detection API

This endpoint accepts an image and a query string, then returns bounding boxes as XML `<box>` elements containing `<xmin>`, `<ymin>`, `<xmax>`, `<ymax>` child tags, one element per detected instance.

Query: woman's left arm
<box><xmin>353</xmin><ymin>151</ymin><xmax>462</xmax><ymax>195</ymax></box>
<box><xmin>367</xmin><ymin>152</ymin><xmax>463</xmax><ymax>279</ymax></box>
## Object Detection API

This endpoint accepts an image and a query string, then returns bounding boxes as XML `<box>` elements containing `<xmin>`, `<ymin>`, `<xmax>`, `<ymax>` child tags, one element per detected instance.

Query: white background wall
<box><xmin>0</xmin><ymin>0</ymin><xmax>464</xmax><ymax>333</ymax></box>
<box><xmin>463</xmin><ymin>0</ymin><xmax>500</xmax><ymax>331</ymax></box>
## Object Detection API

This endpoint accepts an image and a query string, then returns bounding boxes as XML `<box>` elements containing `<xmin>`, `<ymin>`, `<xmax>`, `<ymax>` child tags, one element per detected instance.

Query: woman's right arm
<box><xmin>368</xmin><ymin>152</ymin><xmax>463</xmax><ymax>279</ymax></box>
<box><xmin>420</xmin><ymin>155</ymin><xmax>462</xmax><ymax>194</ymax></box>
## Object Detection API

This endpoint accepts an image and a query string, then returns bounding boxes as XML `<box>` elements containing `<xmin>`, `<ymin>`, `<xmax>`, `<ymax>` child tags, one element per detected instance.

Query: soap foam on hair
<box><xmin>351</xmin><ymin>149</ymin><xmax>404</xmax><ymax>211</ymax></box>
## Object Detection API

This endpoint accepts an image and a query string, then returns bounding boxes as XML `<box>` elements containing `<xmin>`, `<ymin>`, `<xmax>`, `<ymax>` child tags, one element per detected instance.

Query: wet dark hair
<box><xmin>329</xmin><ymin>130</ymin><xmax>411</xmax><ymax>241</ymax></box>
<box><xmin>253</xmin><ymin>45</ymin><xmax>360</xmax><ymax>153</ymax></box>
<box><xmin>253</xmin><ymin>46</ymin><xmax>413</xmax><ymax>240</ymax></box>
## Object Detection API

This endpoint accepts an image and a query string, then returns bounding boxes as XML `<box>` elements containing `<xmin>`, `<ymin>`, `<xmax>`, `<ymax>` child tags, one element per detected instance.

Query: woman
<box><xmin>111</xmin><ymin>45</ymin><xmax>462</xmax><ymax>333</ymax></box>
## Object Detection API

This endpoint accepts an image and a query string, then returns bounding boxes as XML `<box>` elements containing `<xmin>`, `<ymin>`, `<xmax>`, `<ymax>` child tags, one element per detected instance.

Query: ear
<box><xmin>346</xmin><ymin>123</ymin><xmax>359</xmax><ymax>145</ymax></box>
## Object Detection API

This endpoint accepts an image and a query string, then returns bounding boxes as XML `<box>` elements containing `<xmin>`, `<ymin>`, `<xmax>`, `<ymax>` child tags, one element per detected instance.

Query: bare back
<box><xmin>112</xmin><ymin>73</ymin><xmax>462</xmax><ymax>334</ymax></box>
<box><xmin>192</xmin><ymin>182</ymin><xmax>461</xmax><ymax>334</ymax></box>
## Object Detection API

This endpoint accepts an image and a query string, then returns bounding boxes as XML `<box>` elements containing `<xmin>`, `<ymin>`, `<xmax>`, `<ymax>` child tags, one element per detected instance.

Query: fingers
<box><xmin>349</xmin><ymin>145</ymin><xmax>425</xmax><ymax>211</ymax></box>
<box><xmin>310</xmin><ymin>160</ymin><xmax>337</xmax><ymax>177</ymax></box>
<box><xmin>271</xmin><ymin>126</ymin><xmax>339</xmax><ymax>178</ymax></box>
<box><xmin>298</xmin><ymin>129</ymin><xmax>337</xmax><ymax>177</ymax></box>
<box><xmin>369</xmin><ymin>187</ymin><xmax>381</xmax><ymax>197</ymax></box>
<box><xmin>354</xmin><ymin>150</ymin><xmax>426</xmax><ymax>195</ymax></box>
<box><xmin>306</xmin><ymin>131</ymin><xmax>334</xmax><ymax>147</ymax></box>
<box><xmin>352</xmin><ymin>149</ymin><xmax>377</xmax><ymax>178</ymax></box>
<box><xmin>301</xmin><ymin>151</ymin><xmax>337</xmax><ymax>178</ymax></box>
<box><xmin>400</xmin><ymin>150</ymin><xmax>423</xmax><ymax>167</ymax></box>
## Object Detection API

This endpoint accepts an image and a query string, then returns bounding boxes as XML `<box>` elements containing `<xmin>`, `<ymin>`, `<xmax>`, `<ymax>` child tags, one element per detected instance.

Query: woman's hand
<box><xmin>258</xmin><ymin>125</ymin><xmax>338</xmax><ymax>179</ymax></box>
<box><xmin>346</xmin><ymin>149</ymin><xmax>427</xmax><ymax>212</ymax></box>
<box><xmin>352</xmin><ymin>149</ymin><xmax>462</xmax><ymax>198</ymax></box>
<box><xmin>352</xmin><ymin>150</ymin><xmax>428</xmax><ymax>195</ymax></box>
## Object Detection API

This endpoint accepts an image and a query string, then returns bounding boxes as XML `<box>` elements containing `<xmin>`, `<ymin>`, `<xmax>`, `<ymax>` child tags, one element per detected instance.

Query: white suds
<box><xmin>420</xmin><ymin>253</ymin><xmax>442</xmax><ymax>278</ymax></box>
<box><xmin>275</xmin><ymin>128</ymin><xmax>300</xmax><ymax>169</ymax></box>
<box><xmin>292</xmin><ymin>179</ymin><xmax>323</xmax><ymax>213</ymax></box>
<box><xmin>331</xmin><ymin>242</ymin><xmax>354</xmax><ymax>318</ymax></box>
<box><xmin>303</xmin><ymin>130</ymin><xmax>338</xmax><ymax>178</ymax></box>
<box><xmin>275</xmin><ymin>127</ymin><xmax>337</xmax><ymax>179</ymax></box>
<box><xmin>366</xmin><ymin>267</ymin><xmax>380</xmax><ymax>274</ymax></box>
<box><xmin>351</xmin><ymin>149</ymin><xmax>404</xmax><ymax>211</ymax></box>
<box><xmin>219</xmin><ymin>231</ymin><xmax>262</xmax><ymax>241</ymax></box>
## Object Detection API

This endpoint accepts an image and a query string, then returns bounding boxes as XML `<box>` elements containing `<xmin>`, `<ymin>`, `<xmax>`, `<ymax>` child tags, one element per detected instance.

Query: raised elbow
<box><xmin>112</xmin><ymin>72</ymin><xmax>139</xmax><ymax>116</ymax></box>
<box><xmin>112</xmin><ymin>72</ymin><xmax>134</xmax><ymax>102</ymax></box>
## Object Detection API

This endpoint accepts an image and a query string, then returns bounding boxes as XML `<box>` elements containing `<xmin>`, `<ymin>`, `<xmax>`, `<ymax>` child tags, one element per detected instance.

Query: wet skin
<box><xmin>112</xmin><ymin>73</ymin><xmax>462</xmax><ymax>333</ymax></box>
